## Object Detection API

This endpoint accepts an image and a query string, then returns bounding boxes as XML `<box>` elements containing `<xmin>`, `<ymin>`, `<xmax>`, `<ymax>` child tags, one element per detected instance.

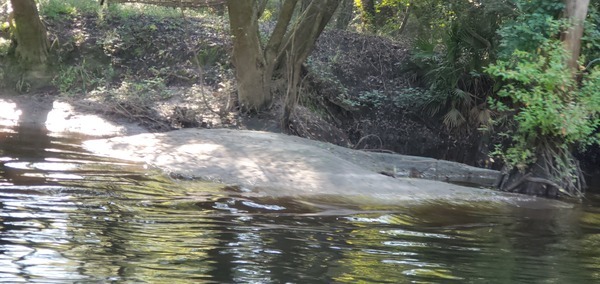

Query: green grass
<box><xmin>38</xmin><ymin>0</ymin><xmax>228</xmax><ymax>99</ymax></box>
<box><xmin>38</xmin><ymin>0</ymin><xmax>99</xmax><ymax>20</ymax></box>
<box><xmin>107</xmin><ymin>3</ymin><xmax>184</xmax><ymax>19</ymax></box>
<box><xmin>105</xmin><ymin>1</ymin><xmax>220</xmax><ymax>20</ymax></box>
<box><xmin>38</xmin><ymin>0</ymin><xmax>219</xmax><ymax>21</ymax></box>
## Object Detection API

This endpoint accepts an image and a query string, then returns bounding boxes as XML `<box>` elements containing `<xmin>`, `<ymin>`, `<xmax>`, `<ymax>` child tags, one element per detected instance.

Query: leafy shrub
<box><xmin>495</xmin><ymin>0</ymin><xmax>565</xmax><ymax>59</ymax></box>
<box><xmin>486</xmin><ymin>41</ymin><xmax>600</xmax><ymax>170</ymax></box>
<box><xmin>411</xmin><ymin>1</ymin><xmax>510</xmax><ymax>132</ymax></box>
<box><xmin>497</xmin><ymin>0</ymin><xmax>599</xmax><ymax>66</ymax></box>
<box><xmin>53</xmin><ymin>60</ymin><xmax>113</xmax><ymax>95</ymax></box>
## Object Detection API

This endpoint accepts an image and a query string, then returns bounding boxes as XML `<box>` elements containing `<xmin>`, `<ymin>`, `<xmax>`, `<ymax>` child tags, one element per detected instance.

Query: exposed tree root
<box><xmin>498</xmin><ymin>138</ymin><xmax>586</xmax><ymax>199</ymax></box>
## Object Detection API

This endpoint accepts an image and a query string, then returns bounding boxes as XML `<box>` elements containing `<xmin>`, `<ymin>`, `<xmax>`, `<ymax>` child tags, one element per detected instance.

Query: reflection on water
<box><xmin>1</xmin><ymin>125</ymin><xmax>600</xmax><ymax>283</ymax></box>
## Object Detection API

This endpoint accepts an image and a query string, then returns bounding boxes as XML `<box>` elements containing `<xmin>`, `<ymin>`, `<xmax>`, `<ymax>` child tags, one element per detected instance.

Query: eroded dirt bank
<box><xmin>84</xmin><ymin>129</ymin><xmax>571</xmax><ymax>208</ymax></box>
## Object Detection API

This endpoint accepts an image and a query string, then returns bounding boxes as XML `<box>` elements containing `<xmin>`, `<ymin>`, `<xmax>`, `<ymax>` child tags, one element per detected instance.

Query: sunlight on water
<box><xmin>0</xmin><ymin>100</ymin><xmax>21</xmax><ymax>127</ymax></box>
<box><xmin>1</xmin><ymin>125</ymin><xmax>600</xmax><ymax>283</ymax></box>
<box><xmin>45</xmin><ymin>101</ymin><xmax>130</xmax><ymax>137</ymax></box>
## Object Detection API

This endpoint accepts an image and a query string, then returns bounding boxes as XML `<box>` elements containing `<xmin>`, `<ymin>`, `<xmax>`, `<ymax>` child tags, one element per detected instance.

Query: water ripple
<box><xmin>1</xmin><ymin>126</ymin><xmax>600</xmax><ymax>283</ymax></box>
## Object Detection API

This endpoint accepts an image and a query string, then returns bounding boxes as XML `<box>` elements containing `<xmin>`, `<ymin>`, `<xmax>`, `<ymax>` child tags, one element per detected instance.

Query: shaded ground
<box><xmin>305</xmin><ymin>29</ymin><xmax>483</xmax><ymax>163</ymax></box>
<box><xmin>0</xmin><ymin>5</ymin><xmax>485</xmax><ymax>161</ymax></box>
<box><xmin>9</xmin><ymin>6</ymin><xmax>455</xmax><ymax>154</ymax></box>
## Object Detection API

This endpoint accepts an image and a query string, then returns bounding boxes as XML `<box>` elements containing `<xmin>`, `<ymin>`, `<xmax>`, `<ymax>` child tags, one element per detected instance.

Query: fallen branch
<box><xmin>354</xmin><ymin>134</ymin><xmax>383</xmax><ymax>150</ymax></box>
<box><xmin>525</xmin><ymin>176</ymin><xmax>574</xmax><ymax>198</ymax></box>
<box><xmin>504</xmin><ymin>172</ymin><xmax>531</xmax><ymax>192</ymax></box>
<box><xmin>359</xmin><ymin>148</ymin><xmax>397</xmax><ymax>154</ymax></box>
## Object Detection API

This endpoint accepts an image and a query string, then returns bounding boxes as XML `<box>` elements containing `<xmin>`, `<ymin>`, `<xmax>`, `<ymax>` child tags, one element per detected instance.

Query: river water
<box><xmin>1</xmin><ymin>123</ymin><xmax>600</xmax><ymax>283</ymax></box>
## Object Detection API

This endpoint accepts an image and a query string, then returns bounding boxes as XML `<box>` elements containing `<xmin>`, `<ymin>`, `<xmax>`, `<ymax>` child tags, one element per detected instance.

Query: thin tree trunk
<box><xmin>278</xmin><ymin>0</ymin><xmax>338</xmax><ymax>69</ymax></box>
<box><xmin>563</xmin><ymin>0</ymin><xmax>590</xmax><ymax>72</ymax></box>
<box><xmin>398</xmin><ymin>2</ymin><xmax>412</xmax><ymax>35</ymax></box>
<box><xmin>264</xmin><ymin>0</ymin><xmax>298</xmax><ymax>71</ymax></box>
<box><xmin>299</xmin><ymin>0</ymin><xmax>311</xmax><ymax>12</ymax></box>
<box><xmin>335</xmin><ymin>0</ymin><xmax>353</xmax><ymax>30</ymax></box>
<box><xmin>281</xmin><ymin>53</ymin><xmax>302</xmax><ymax>131</ymax></box>
<box><xmin>359</xmin><ymin>0</ymin><xmax>376</xmax><ymax>31</ymax></box>
<box><xmin>278</xmin><ymin>0</ymin><xmax>338</xmax><ymax>127</ymax></box>
<box><xmin>10</xmin><ymin>0</ymin><xmax>49</xmax><ymax>66</ymax></box>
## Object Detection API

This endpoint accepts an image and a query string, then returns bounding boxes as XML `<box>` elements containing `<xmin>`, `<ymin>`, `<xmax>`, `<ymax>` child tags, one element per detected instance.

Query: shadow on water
<box><xmin>1</xmin><ymin>94</ymin><xmax>53</xmax><ymax>186</ymax></box>
<box><xmin>0</xmin><ymin>96</ymin><xmax>600</xmax><ymax>283</ymax></box>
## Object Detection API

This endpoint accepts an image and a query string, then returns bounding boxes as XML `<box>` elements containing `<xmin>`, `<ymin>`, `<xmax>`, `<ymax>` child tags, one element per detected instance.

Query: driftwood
<box><xmin>103</xmin><ymin>0</ymin><xmax>225</xmax><ymax>8</ymax></box>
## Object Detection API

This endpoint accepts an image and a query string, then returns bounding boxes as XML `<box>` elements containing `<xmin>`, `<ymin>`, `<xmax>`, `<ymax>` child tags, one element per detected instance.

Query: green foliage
<box><xmin>582</xmin><ymin>4</ymin><xmax>600</xmax><ymax>66</ymax></box>
<box><xmin>354</xmin><ymin>0</ymin><xmax>375</xmax><ymax>31</ymax></box>
<box><xmin>305</xmin><ymin>56</ymin><xmax>349</xmax><ymax>101</ymax></box>
<box><xmin>104</xmin><ymin>2</ymin><xmax>217</xmax><ymax>20</ymax></box>
<box><xmin>345</xmin><ymin>89</ymin><xmax>387</xmax><ymax>108</ymax></box>
<box><xmin>0</xmin><ymin>38</ymin><xmax>10</xmax><ymax>57</ymax></box>
<box><xmin>39</xmin><ymin>0</ymin><xmax>216</xmax><ymax>21</ymax></box>
<box><xmin>38</xmin><ymin>0</ymin><xmax>99</xmax><ymax>20</ymax></box>
<box><xmin>496</xmin><ymin>0</ymin><xmax>566</xmax><ymax>59</ymax></box>
<box><xmin>106</xmin><ymin>3</ymin><xmax>181</xmax><ymax>19</ymax></box>
<box><xmin>196</xmin><ymin>44</ymin><xmax>227</xmax><ymax>68</ymax></box>
<box><xmin>259</xmin><ymin>9</ymin><xmax>273</xmax><ymax>22</ymax></box>
<box><xmin>389</xmin><ymin>87</ymin><xmax>428</xmax><ymax>109</ymax></box>
<box><xmin>113</xmin><ymin>77</ymin><xmax>168</xmax><ymax>100</ymax></box>
<box><xmin>409</xmin><ymin>1</ymin><xmax>503</xmax><ymax>131</ymax></box>
<box><xmin>497</xmin><ymin>0</ymin><xmax>599</xmax><ymax>67</ymax></box>
<box><xmin>338</xmin><ymin>87</ymin><xmax>428</xmax><ymax>111</ymax></box>
<box><xmin>353</xmin><ymin>0</ymin><xmax>413</xmax><ymax>34</ymax></box>
<box><xmin>486</xmin><ymin>42</ymin><xmax>600</xmax><ymax>168</ymax></box>
<box><xmin>53</xmin><ymin>59</ymin><xmax>114</xmax><ymax>95</ymax></box>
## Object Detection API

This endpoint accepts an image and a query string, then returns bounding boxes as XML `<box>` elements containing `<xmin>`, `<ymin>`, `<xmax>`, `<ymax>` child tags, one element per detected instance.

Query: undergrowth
<box><xmin>26</xmin><ymin>0</ymin><xmax>233</xmax><ymax>131</ymax></box>
<box><xmin>37</xmin><ymin>0</ymin><xmax>229</xmax><ymax>97</ymax></box>
<box><xmin>487</xmin><ymin>41</ymin><xmax>599</xmax><ymax>197</ymax></box>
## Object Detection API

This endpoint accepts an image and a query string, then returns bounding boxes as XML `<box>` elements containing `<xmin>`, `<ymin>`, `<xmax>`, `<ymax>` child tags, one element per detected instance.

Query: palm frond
<box><xmin>477</xmin><ymin>107</ymin><xmax>493</xmax><ymax>126</ymax></box>
<box><xmin>443</xmin><ymin>107</ymin><xmax>466</xmax><ymax>129</ymax></box>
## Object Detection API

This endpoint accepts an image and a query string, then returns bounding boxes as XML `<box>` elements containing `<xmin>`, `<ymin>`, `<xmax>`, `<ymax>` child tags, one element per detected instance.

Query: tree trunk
<box><xmin>227</xmin><ymin>0</ymin><xmax>271</xmax><ymax>110</ymax></box>
<box><xmin>227</xmin><ymin>0</ymin><xmax>338</xmax><ymax>112</ymax></box>
<box><xmin>335</xmin><ymin>0</ymin><xmax>353</xmax><ymax>30</ymax></box>
<box><xmin>359</xmin><ymin>0</ymin><xmax>376</xmax><ymax>31</ymax></box>
<box><xmin>279</xmin><ymin>0</ymin><xmax>339</xmax><ymax>69</ymax></box>
<box><xmin>299</xmin><ymin>0</ymin><xmax>311</xmax><ymax>12</ymax></box>
<box><xmin>280</xmin><ymin>0</ymin><xmax>338</xmax><ymax>128</ymax></box>
<box><xmin>264</xmin><ymin>0</ymin><xmax>298</xmax><ymax>74</ymax></box>
<box><xmin>10</xmin><ymin>0</ymin><xmax>49</xmax><ymax>66</ymax></box>
<box><xmin>563</xmin><ymin>0</ymin><xmax>590</xmax><ymax>72</ymax></box>
<box><xmin>398</xmin><ymin>2</ymin><xmax>413</xmax><ymax>35</ymax></box>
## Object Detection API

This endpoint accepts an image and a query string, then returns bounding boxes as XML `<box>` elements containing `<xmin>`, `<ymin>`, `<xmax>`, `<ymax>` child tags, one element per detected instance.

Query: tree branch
<box><xmin>265</xmin><ymin>0</ymin><xmax>298</xmax><ymax>64</ymax></box>
<box><xmin>276</xmin><ymin>0</ymin><xmax>338</xmax><ymax>69</ymax></box>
